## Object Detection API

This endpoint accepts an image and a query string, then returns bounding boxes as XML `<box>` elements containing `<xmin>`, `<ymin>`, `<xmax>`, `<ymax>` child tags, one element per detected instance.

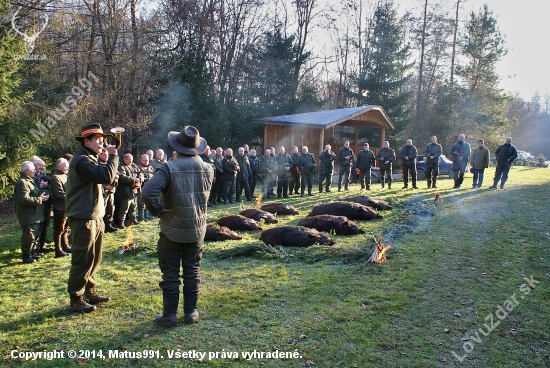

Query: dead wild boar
<box><xmin>204</xmin><ymin>224</ymin><xmax>242</xmax><ymax>241</ymax></box>
<box><xmin>297</xmin><ymin>215</ymin><xmax>365</xmax><ymax>235</ymax></box>
<box><xmin>260</xmin><ymin>226</ymin><xmax>335</xmax><ymax>247</ymax></box>
<box><xmin>341</xmin><ymin>195</ymin><xmax>393</xmax><ymax>210</ymax></box>
<box><xmin>239</xmin><ymin>208</ymin><xmax>279</xmax><ymax>224</ymax></box>
<box><xmin>308</xmin><ymin>201</ymin><xmax>382</xmax><ymax>221</ymax></box>
<box><xmin>260</xmin><ymin>202</ymin><xmax>299</xmax><ymax>215</ymax></box>
<box><xmin>217</xmin><ymin>215</ymin><xmax>262</xmax><ymax>231</ymax></box>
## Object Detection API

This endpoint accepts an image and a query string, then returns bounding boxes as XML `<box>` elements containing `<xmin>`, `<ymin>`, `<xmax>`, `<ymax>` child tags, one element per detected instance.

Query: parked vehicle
<box><xmin>416</xmin><ymin>154</ymin><xmax>458</xmax><ymax>180</ymax></box>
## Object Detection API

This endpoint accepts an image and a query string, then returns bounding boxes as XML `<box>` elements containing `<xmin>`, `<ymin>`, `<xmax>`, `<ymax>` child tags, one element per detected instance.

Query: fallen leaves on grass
<box><xmin>305</xmin><ymin>360</ymin><xmax>315</xmax><ymax>366</ymax></box>
<box><xmin>453</xmin><ymin>312</ymin><xmax>461</xmax><ymax>317</ymax></box>
<box><xmin>438</xmin><ymin>356</ymin><xmax>446</xmax><ymax>362</ymax></box>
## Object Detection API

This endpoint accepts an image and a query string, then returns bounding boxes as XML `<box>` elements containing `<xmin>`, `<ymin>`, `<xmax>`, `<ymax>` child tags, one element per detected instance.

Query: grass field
<box><xmin>1</xmin><ymin>167</ymin><xmax>549</xmax><ymax>367</ymax></box>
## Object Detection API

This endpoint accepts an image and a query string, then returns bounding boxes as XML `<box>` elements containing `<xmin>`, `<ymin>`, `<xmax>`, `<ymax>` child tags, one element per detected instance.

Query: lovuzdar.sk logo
<box><xmin>11</xmin><ymin>8</ymin><xmax>49</xmax><ymax>60</ymax></box>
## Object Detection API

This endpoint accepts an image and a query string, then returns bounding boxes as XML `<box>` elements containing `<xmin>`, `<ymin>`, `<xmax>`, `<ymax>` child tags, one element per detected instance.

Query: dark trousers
<box><xmin>104</xmin><ymin>193</ymin><xmax>115</xmax><ymax>223</ymax></box>
<box><xmin>211</xmin><ymin>178</ymin><xmax>223</xmax><ymax>202</ymax></box>
<box><xmin>117</xmin><ymin>196</ymin><xmax>137</xmax><ymax>222</ymax></box>
<box><xmin>222</xmin><ymin>177</ymin><xmax>236</xmax><ymax>202</ymax></box>
<box><xmin>277</xmin><ymin>176</ymin><xmax>289</xmax><ymax>197</ymax></box>
<box><xmin>358</xmin><ymin>169</ymin><xmax>372</xmax><ymax>189</ymax></box>
<box><xmin>261</xmin><ymin>175</ymin><xmax>276</xmax><ymax>198</ymax></box>
<box><xmin>403</xmin><ymin>163</ymin><xmax>417</xmax><ymax>187</ymax></box>
<box><xmin>39</xmin><ymin>199</ymin><xmax>53</xmax><ymax>246</ymax></box>
<box><xmin>67</xmin><ymin>218</ymin><xmax>104</xmax><ymax>296</ymax></box>
<box><xmin>249</xmin><ymin>175</ymin><xmax>258</xmax><ymax>197</ymax></box>
<box><xmin>20</xmin><ymin>222</ymin><xmax>42</xmax><ymax>256</ymax></box>
<box><xmin>236</xmin><ymin>178</ymin><xmax>252</xmax><ymax>201</ymax></box>
<box><xmin>426</xmin><ymin>164</ymin><xmax>439</xmax><ymax>186</ymax></box>
<box><xmin>318</xmin><ymin>173</ymin><xmax>332</xmax><ymax>192</ymax></box>
<box><xmin>53</xmin><ymin>209</ymin><xmax>70</xmax><ymax>250</ymax></box>
<box><xmin>301</xmin><ymin>173</ymin><xmax>313</xmax><ymax>194</ymax></box>
<box><xmin>453</xmin><ymin>160</ymin><xmax>468</xmax><ymax>187</ymax></box>
<box><xmin>471</xmin><ymin>168</ymin><xmax>485</xmax><ymax>187</ymax></box>
<box><xmin>289</xmin><ymin>172</ymin><xmax>300</xmax><ymax>194</ymax></box>
<box><xmin>157</xmin><ymin>232</ymin><xmax>202</xmax><ymax>296</ymax></box>
<box><xmin>380</xmin><ymin>167</ymin><xmax>392</xmax><ymax>187</ymax></box>
<box><xmin>338</xmin><ymin>165</ymin><xmax>351</xmax><ymax>190</ymax></box>
<box><xmin>493</xmin><ymin>163</ymin><xmax>511</xmax><ymax>188</ymax></box>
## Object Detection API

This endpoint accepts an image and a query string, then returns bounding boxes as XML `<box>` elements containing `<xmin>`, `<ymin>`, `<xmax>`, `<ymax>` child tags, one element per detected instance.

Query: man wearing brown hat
<box><xmin>143</xmin><ymin>126</ymin><xmax>213</xmax><ymax>327</ymax></box>
<box><xmin>65</xmin><ymin>123</ymin><xmax>119</xmax><ymax>313</ymax></box>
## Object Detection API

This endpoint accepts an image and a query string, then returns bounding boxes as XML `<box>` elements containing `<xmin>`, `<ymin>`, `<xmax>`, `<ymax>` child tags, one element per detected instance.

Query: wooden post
<box><xmin>263</xmin><ymin>125</ymin><xmax>268</xmax><ymax>150</ymax></box>
<box><xmin>380</xmin><ymin>128</ymin><xmax>386</xmax><ymax>148</ymax></box>
<box><xmin>319</xmin><ymin>128</ymin><xmax>325</xmax><ymax>153</ymax></box>
<box><xmin>290</xmin><ymin>126</ymin><xmax>295</xmax><ymax>150</ymax></box>
<box><xmin>354</xmin><ymin>124</ymin><xmax>359</xmax><ymax>154</ymax></box>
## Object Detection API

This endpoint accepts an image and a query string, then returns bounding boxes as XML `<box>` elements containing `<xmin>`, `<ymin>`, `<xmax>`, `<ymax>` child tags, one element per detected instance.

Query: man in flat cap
<box><xmin>143</xmin><ymin>126</ymin><xmax>214</xmax><ymax>327</ymax></box>
<box><xmin>66</xmin><ymin>123</ymin><xmax>119</xmax><ymax>313</ymax></box>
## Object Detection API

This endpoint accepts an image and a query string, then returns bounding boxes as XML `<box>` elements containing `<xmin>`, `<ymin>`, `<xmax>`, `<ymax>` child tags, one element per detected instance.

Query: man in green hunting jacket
<box><xmin>115</xmin><ymin>153</ymin><xmax>142</xmax><ymax>227</ymax></box>
<box><xmin>356</xmin><ymin>142</ymin><xmax>376</xmax><ymax>190</ymax></box>
<box><xmin>298</xmin><ymin>146</ymin><xmax>316</xmax><ymax>197</ymax></box>
<box><xmin>15</xmin><ymin>161</ymin><xmax>49</xmax><ymax>263</ymax></box>
<box><xmin>142</xmin><ymin>126</ymin><xmax>213</xmax><ymax>327</ymax></box>
<box><xmin>65</xmin><ymin>123</ymin><xmax>119</xmax><ymax>313</ymax></box>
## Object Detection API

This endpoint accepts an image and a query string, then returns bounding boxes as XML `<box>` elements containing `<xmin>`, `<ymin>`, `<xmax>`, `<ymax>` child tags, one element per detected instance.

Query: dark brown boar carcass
<box><xmin>297</xmin><ymin>215</ymin><xmax>365</xmax><ymax>235</ymax></box>
<box><xmin>260</xmin><ymin>226</ymin><xmax>335</xmax><ymax>247</ymax></box>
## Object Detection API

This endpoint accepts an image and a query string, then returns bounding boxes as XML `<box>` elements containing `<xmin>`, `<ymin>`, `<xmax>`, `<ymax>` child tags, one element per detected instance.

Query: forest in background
<box><xmin>1</xmin><ymin>0</ymin><xmax>549</xmax><ymax>199</ymax></box>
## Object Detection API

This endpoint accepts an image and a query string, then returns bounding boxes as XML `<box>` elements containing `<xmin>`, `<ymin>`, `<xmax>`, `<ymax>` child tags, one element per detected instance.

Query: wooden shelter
<box><xmin>254</xmin><ymin>105</ymin><xmax>394</xmax><ymax>156</ymax></box>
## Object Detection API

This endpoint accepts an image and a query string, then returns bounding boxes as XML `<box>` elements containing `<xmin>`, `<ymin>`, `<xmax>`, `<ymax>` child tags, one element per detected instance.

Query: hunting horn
<box><xmin>104</xmin><ymin>127</ymin><xmax>125</xmax><ymax>149</ymax></box>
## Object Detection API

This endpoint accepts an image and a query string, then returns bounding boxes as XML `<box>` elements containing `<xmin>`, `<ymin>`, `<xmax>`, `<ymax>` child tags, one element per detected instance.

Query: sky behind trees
<box><xmin>394</xmin><ymin>0</ymin><xmax>549</xmax><ymax>100</ymax></box>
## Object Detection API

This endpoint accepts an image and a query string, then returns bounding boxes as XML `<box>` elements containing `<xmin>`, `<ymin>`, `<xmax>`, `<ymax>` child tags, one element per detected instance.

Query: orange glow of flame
<box><xmin>125</xmin><ymin>225</ymin><xmax>134</xmax><ymax>245</ymax></box>
<box><xmin>368</xmin><ymin>231</ymin><xmax>392</xmax><ymax>263</ymax></box>
<box><xmin>377</xmin><ymin>245</ymin><xmax>393</xmax><ymax>263</ymax></box>
<box><xmin>254</xmin><ymin>194</ymin><xmax>263</xmax><ymax>207</ymax></box>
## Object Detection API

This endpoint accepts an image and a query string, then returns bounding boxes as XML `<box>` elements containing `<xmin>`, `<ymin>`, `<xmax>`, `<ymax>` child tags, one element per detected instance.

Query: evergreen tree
<box><xmin>0</xmin><ymin>0</ymin><xmax>36</xmax><ymax>200</ymax></box>
<box><xmin>352</xmin><ymin>1</ymin><xmax>414</xmax><ymax>139</ymax></box>
<box><xmin>175</xmin><ymin>46</ymin><xmax>229</xmax><ymax>149</ymax></box>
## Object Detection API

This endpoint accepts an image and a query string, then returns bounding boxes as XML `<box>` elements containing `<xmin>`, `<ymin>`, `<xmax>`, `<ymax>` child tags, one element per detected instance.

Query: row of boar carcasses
<box><xmin>204</xmin><ymin>196</ymin><xmax>392</xmax><ymax>247</ymax></box>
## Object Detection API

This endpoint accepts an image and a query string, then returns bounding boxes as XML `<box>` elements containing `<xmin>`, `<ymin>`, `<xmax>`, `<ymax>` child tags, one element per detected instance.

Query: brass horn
<box><xmin>104</xmin><ymin>127</ymin><xmax>125</xmax><ymax>149</ymax></box>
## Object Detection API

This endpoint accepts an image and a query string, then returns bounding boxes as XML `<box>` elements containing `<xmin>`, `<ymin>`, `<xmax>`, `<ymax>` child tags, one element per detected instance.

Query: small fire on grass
<box><xmin>368</xmin><ymin>231</ymin><xmax>392</xmax><ymax>263</ymax></box>
<box><xmin>253</xmin><ymin>193</ymin><xmax>263</xmax><ymax>207</ymax></box>
<box><xmin>118</xmin><ymin>225</ymin><xmax>137</xmax><ymax>254</ymax></box>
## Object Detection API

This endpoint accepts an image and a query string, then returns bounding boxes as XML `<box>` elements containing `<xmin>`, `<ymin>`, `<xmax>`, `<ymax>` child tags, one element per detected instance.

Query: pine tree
<box><xmin>353</xmin><ymin>1</ymin><xmax>414</xmax><ymax>138</ymax></box>
<box><xmin>0</xmin><ymin>0</ymin><xmax>36</xmax><ymax>200</ymax></box>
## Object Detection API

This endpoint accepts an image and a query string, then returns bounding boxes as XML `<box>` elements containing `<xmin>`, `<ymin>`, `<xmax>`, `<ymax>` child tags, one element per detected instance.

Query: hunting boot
<box><xmin>183</xmin><ymin>291</ymin><xmax>199</xmax><ymax>324</ymax></box>
<box><xmin>70</xmin><ymin>294</ymin><xmax>97</xmax><ymax>313</ymax></box>
<box><xmin>114</xmin><ymin>220</ymin><xmax>126</xmax><ymax>229</ymax></box>
<box><xmin>138</xmin><ymin>208</ymin><xmax>147</xmax><ymax>222</ymax></box>
<box><xmin>432</xmin><ymin>178</ymin><xmax>437</xmax><ymax>188</ymax></box>
<box><xmin>155</xmin><ymin>289</ymin><xmax>179</xmax><ymax>327</ymax></box>
<box><xmin>84</xmin><ymin>288</ymin><xmax>111</xmax><ymax>304</ymax></box>
<box><xmin>210</xmin><ymin>194</ymin><xmax>217</xmax><ymax>206</ymax></box>
<box><xmin>54</xmin><ymin>244</ymin><xmax>69</xmax><ymax>258</ymax></box>
<box><xmin>105</xmin><ymin>221</ymin><xmax>118</xmax><ymax>233</ymax></box>
<box><xmin>22</xmin><ymin>252</ymin><xmax>36</xmax><ymax>264</ymax></box>
<box><xmin>388</xmin><ymin>179</ymin><xmax>392</xmax><ymax>189</ymax></box>
<box><xmin>129</xmin><ymin>216</ymin><xmax>140</xmax><ymax>226</ymax></box>
<box><xmin>223</xmin><ymin>195</ymin><xmax>228</xmax><ymax>205</ymax></box>
<box><xmin>381</xmin><ymin>177</ymin><xmax>385</xmax><ymax>189</ymax></box>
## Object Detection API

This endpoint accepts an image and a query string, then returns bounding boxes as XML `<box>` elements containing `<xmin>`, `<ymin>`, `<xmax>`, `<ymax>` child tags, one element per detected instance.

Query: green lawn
<box><xmin>1</xmin><ymin>167</ymin><xmax>549</xmax><ymax>367</ymax></box>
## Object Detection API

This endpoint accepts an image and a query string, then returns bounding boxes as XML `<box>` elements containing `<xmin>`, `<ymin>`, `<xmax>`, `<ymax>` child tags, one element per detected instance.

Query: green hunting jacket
<box><xmin>118</xmin><ymin>162</ymin><xmax>141</xmax><ymax>198</ymax></box>
<box><xmin>65</xmin><ymin>146</ymin><xmax>119</xmax><ymax>220</ymax></box>
<box><xmin>15</xmin><ymin>173</ymin><xmax>45</xmax><ymax>225</ymax></box>
<box><xmin>356</xmin><ymin>150</ymin><xmax>376</xmax><ymax>171</ymax></box>
<box><xmin>298</xmin><ymin>153</ymin><xmax>316</xmax><ymax>175</ymax></box>
<box><xmin>50</xmin><ymin>169</ymin><xmax>67</xmax><ymax>211</ymax></box>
